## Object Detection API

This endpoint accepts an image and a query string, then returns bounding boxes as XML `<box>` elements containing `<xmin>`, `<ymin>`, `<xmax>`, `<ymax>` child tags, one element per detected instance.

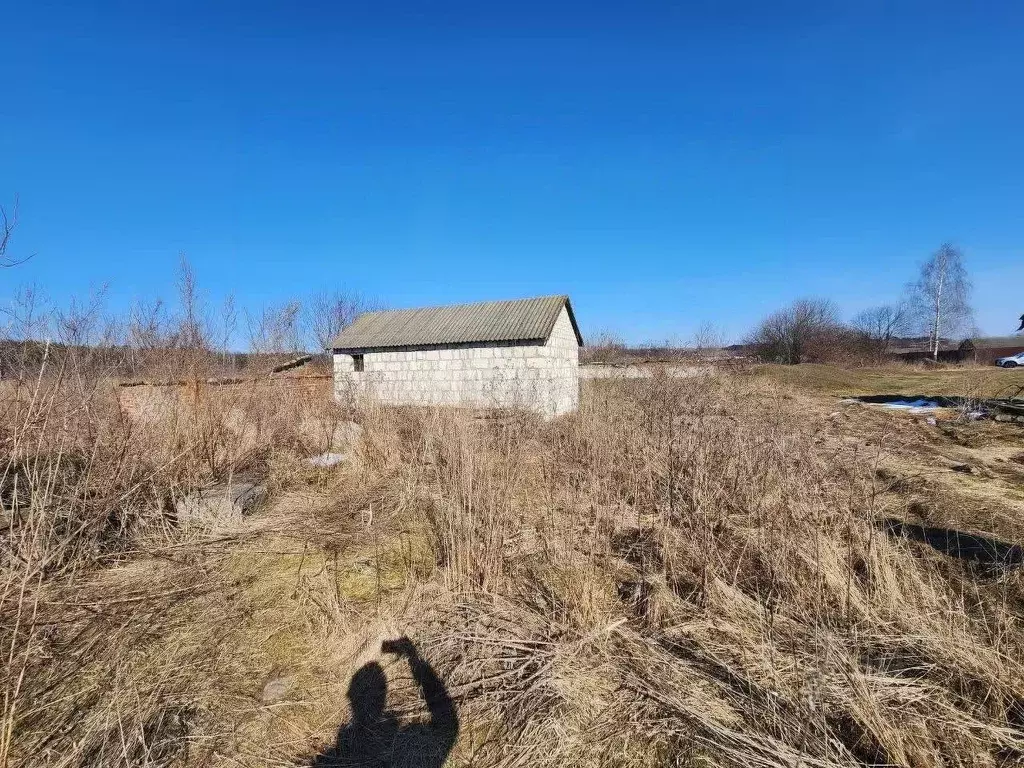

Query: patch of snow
<box><xmin>879</xmin><ymin>399</ymin><xmax>941</xmax><ymax>412</ymax></box>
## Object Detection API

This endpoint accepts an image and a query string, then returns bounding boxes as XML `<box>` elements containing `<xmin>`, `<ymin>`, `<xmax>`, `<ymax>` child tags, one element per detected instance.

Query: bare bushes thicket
<box><xmin>747</xmin><ymin>299</ymin><xmax>926</xmax><ymax>366</ymax></box>
<box><xmin>580</xmin><ymin>330</ymin><xmax>630</xmax><ymax>363</ymax></box>
<box><xmin>0</xmin><ymin>349</ymin><xmax>353</xmax><ymax>766</ymax></box>
<box><xmin>747</xmin><ymin>298</ymin><xmax>854</xmax><ymax>364</ymax></box>
<box><xmin>3</xmin><ymin>363</ymin><xmax>1023</xmax><ymax>767</ymax></box>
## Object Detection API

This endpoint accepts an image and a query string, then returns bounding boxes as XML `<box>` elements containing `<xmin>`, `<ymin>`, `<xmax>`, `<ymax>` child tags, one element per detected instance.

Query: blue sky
<box><xmin>2</xmin><ymin>1</ymin><xmax>1022</xmax><ymax>345</ymax></box>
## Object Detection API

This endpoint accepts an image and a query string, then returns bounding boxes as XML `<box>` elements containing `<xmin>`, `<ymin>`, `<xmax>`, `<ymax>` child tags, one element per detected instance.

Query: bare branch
<box><xmin>747</xmin><ymin>298</ymin><xmax>846</xmax><ymax>364</ymax></box>
<box><xmin>851</xmin><ymin>304</ymin><xmax>910</xmax><ymax>360</ymax></box>
<box><xmin>246</xmin><ymin>300</ymin><xmax>305</xmax><ymax>355</ymax></box>
<box><xmin>175</xmin><ymin>254</ymin><xmax>210</xmax><ymax>351</ymax></box>
<box><xmin>690</xmin><ymin>322</ymin><xmax>728</xmax><ymax>355</ymax></box>
<box><xmin>0</xmin><ymin>201</ymin><xmax>35</xmax><ymax>268</ymax></box>
<box><xmin>304</xmin><ymin>290</ymin><xmax>376</xmax><ymax>351</ymax></box>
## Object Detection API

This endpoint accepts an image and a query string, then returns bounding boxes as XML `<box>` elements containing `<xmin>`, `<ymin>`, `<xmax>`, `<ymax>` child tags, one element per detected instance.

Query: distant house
<box><xmin>331</xmin><ymin>295</ymin><xmax>583</xmax><ymax>416</ymax></box>
<box><xmin>890</xmin><ymin>338</ymin><xmax>964</xmax><ymax>363</ymax></box>
<box><xmin>959</xmin><ymin>336</ymin><xmax>1024</xmax><ymax>364</ymax></box>
<box><xmin>891</xmin><ymin>335</ymin><xmax>1024</xmax><ymax>364</ymax></box>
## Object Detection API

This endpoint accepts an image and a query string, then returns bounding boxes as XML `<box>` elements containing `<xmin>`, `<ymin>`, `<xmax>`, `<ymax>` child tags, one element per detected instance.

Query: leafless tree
<box><xmin>175</xmin><ymin>254</ymin><xmax>209</xmax><ymax>351</ymax></box>
<box><xmin>0</xmin><ymin>284</ymin><xmax>52</xmax><ymax>378</ymax></box>
<box><xmin>53</xmin><ymin>285</ymin><xmax>127</xmax><ymax>377</ymax></box>
<box><xmin>305</xmin><ymin>290</ymin><xmax>373</xmax><ymax>351</ymax></box>
<box><xmin>126</xmin><ymin>298</ymin><xmax>173</xmax><ymax>351</ymax></box>
<box><xmin>851</xmin><ymin>304</ymin><xmax>909</xmax><ymax>360</ymax></box>
<box><xmin>690</xmin><ymin>322</ymin><xmax>727</xmax><ymax>356</ymax></box>
<box><xmin>216</xmin><ymin>294</ymin><xmax>238</xmax><ymax>370</ymax></box>
<box><xmin>2</xmin><ymin>283</ymin><xmax>51</xmax><ymax>341</ymax></box>
<box><xmin>907</xmin><ymin>243</ymin><xmax>973</xmax><ymax>361</ymax></box>
<box><xmin>584</xmin><ymin>329</ymin><xmax>627</xmax><ymax>363</ymax></box>
<box><xmin>54</xmin><ymin>287</ymin><xmax>111</xmax><ymax>348</ymax></box>
<box><xmin>0</xmin><ymin>202</ymin><xmax>33</xmax><ymax>268</ymax></box>
<box><xmin>747</xmin><ymin>298</ymin><xmax>845</xmax><ymax>364</ymax></box>
<box><xmin>246</xmin><ymin>300</ymin><xmax>304</xmax><ymax>355</ymax></box>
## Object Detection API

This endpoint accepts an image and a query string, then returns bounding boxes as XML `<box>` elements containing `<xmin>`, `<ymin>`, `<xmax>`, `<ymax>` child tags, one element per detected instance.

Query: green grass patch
<box><xmin>753</xmin><ymin>363</ymin><xmax>1024</xmax><ymax>398</ymax></box>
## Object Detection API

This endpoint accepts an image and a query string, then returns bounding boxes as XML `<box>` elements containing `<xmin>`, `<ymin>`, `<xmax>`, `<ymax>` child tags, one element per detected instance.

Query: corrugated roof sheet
<box><xmin>331</xmin><ymin>295</ymin><xmax>583</xmax><ymax>351</ymax></box>
<box><xmin>969</xmin><ymin>336</ymin><xmax>1024</xmax><ymax>349</ymax></box>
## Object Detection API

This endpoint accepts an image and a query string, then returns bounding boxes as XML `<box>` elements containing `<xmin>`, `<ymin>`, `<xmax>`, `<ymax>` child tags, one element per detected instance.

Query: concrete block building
<box><xmin>331</xmin><ymin>295</ymin><xmax>583</xmax><ymax>416</ymax></box>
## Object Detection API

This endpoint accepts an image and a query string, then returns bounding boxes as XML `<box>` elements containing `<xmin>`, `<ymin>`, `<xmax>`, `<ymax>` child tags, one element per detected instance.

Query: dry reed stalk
<box><xmin>2</xmin><ymin>362</ymin><xmax>1023</xmax><ymax>767</ymax></box>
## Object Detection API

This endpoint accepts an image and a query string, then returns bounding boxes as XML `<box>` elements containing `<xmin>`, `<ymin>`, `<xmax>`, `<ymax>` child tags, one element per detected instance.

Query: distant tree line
<box><xmin>747</xmin><ymin>243</ymin><xmax>975</xmax><ymax>364</ymax></box>
<box><xmin>0</xmin><ymin>249</ymin><xmax>376</xmax><ymax>380</ymax></box>
<box><xmin>0</xmin><ymin>198</ymin><xmax>984</xmax><ymax>372</ymax></box>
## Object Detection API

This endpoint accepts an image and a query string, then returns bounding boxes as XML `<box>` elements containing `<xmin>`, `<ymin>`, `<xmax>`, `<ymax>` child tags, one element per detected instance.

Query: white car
<box><xmin>996</xmin><ymin>351</ymin><xmax>1024</xmax><ymax>368</ymax></box>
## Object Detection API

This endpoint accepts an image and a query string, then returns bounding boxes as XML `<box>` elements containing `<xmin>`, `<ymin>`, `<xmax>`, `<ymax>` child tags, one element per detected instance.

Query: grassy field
<box><xmin>2</xmin><ymin>363</ymin><xmax>1024</xmax><ymax>767</ymax></box>
<box><xmin>754</xmin><ymin>361</ymin><xmax>1024</xmax><ymax>398</ymax></box>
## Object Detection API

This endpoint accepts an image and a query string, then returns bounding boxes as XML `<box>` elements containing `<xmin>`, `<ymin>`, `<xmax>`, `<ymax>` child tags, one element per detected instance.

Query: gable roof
<box><xmin>331</xmin><ymin>295</ymin><xmax>583</xmax><ymax>352</ymax></box>
<box><xmin>968</xmin><ymin>335</ymin><xmax>1024</xmax><ymax>349</ymax></box>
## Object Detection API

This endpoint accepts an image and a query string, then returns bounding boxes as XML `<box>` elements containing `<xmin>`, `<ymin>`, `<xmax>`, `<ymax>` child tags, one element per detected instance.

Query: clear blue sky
<box><xmin>3</xmin><ymin>1</ymin><xmax>1022</xmax><ymax>344</ymax></box>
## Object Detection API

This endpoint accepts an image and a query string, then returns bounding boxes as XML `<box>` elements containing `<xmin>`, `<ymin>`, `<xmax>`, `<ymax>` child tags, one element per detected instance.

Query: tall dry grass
<box><xmin>2</xmin><ymin>362</ymin><xmax>1022</xmax><ymax>767</ymax></box>
<box><xmin>0</xmin><ymin>351</ymin><xmax>351</xmax><ymax>767</ymax></box>
<box><xmin>351</xmin><ymin>372</ymin><xmax>1024</xmax><ymax>767</ymax></box>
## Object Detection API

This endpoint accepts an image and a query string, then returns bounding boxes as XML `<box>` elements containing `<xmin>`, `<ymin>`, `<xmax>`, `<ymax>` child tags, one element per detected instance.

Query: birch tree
<box><xmin>908</xmin><ymin>244</ymin><xmax>973</xmax><ymax>360</ymax></box>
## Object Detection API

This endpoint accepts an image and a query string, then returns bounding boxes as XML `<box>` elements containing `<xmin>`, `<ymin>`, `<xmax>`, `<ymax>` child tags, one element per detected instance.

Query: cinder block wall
<box><xmin>334</xmin><ymin>306</ymin><xmax>580</xmax><ymax>416</ymax></box>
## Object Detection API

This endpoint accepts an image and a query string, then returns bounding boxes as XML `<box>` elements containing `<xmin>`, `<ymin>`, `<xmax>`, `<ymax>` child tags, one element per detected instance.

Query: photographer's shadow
<box><xmin>312</xmin><ymin>638</ymin><xmax>458</xmax><ymax>768</ymax></box>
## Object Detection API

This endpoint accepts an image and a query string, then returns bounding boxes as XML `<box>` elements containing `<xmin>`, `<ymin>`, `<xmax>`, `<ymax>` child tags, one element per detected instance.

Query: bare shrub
<box><xmin>306</xmin><ymin>290</ymin><xmax>375</xmax><ymax>352</ymax></box>
<box><xmin>582</xmin><ymin>329</ymin><xmax>627</xmax><ymax>363</ymax></box>
<box><xmin>851</xmin><ymin>303</ymin><xmax>910</xmax><ymax>361</ymax></box>
<box><xmin>747</xmin><ymin>298</ymin><xmax>852</xmax><ymax>364</ymax></box>
<box><xmin>690</xmin><ymin>321</ymin><xmax>728</xmax><ymax>357</ymax></box>
<box><xmin>246</xmin><ymin>300</ymin><xmax>305</xmax><ymax>355</ymax></box>
<box><xmin>126</xmin><ymin>297</ymin><xmax>174</xmax><ymax>370</ymax></box>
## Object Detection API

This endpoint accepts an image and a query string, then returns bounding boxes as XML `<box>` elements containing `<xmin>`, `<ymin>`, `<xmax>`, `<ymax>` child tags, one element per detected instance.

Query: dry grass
<box><xmin>3</xmin><ymin>363</ymin><xmax>1024</xmax><ymax>767</ymax></box>
<box><xmin>755</xmin><ymin>362</ymin><xmax>1024</xmax><ymax>398</ymax></box>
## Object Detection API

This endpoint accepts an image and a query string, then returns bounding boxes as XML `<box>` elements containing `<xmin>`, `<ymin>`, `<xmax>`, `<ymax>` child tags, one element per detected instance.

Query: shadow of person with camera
<box><xmin>312</xmin><ymin>637</ymin><xmax>458</xmax><ymax>768</ymax></box>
